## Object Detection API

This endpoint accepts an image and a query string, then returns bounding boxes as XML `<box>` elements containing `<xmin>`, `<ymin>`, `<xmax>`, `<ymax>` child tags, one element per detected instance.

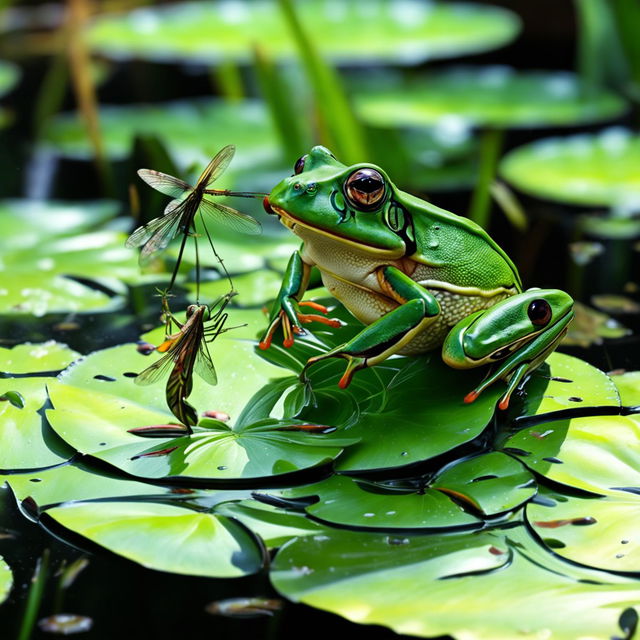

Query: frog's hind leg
<box><xmin>302</xmin><ymin>266</ymin><xmax>441</xmax><ymax>388</ymax></box>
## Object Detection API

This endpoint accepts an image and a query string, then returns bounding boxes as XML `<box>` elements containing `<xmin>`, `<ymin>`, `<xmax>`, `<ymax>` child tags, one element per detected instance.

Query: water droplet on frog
<box><xmin>400</xmin><ymin>451</ymin><xmax>408</xmax><ymax>457</ymax></box>
<box><xmin>217</xmin><ymin>465</ymin><xmax>227</xmax><ymax>471</ymax></box>
<box><xmin>428</xmin><ymin>240</ymin><xmax>439</xmax><ymax>249</ymax></box>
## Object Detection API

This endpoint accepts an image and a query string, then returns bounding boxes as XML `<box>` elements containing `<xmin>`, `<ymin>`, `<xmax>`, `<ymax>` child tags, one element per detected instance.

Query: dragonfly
<box><xmin>127</xmin><ymin>144</ymin><xmax>265</xmax><ymax>292</ymax></box>
<box><xmin>134</xmin><ymin>292</ymin><xmax>237</xmax><ymax>427</ymax></box>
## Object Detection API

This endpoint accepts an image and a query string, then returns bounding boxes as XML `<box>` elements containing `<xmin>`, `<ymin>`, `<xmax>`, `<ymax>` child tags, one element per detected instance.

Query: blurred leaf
<box><xmin>87</xmin><ymin>1</ymin><xmax>520</xmax><ymax>65</ymax></box>
<box><xmin>563</xmin><ymin>302</ymin><xmax>631</xmax><ymax>347</ymax></box>
<box><xmin>501</xmin><ymin>128</ymin><xmax>640</xmax><ymax>208</ymax></box>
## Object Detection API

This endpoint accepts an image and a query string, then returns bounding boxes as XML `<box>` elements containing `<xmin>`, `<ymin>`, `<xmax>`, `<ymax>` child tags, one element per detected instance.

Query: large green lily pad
<box><xmin>0</xmin><ymin>200</ymin><xmax>142</xmax><ymax>316</ymax></box>
<box><xmin>42</xmin><ymin>99</ymin><xmax>279</xmax><ymax>165</ymax></box>
<box><xmin>42</xmin><ymin>500</ymin><xmax>265</xmax><ymax>578</ymax></box>
<box><xmin>45</xmin><ymin>325</ymin><xmax>355</xmax><ymax>483</ymax></box>
<box><xmin>87</xmin><ymin>1</ymin><xmax>519</xmax><ymax>65</ymax></box>
<box><xmin>0</xmin><ymin>342</ymin><xmax>80</xmax><ymax>470</ymax></box>
<box><xmin>513</xmin><ymin>351</ymin><xmax>620</xmax><ymax>421</ymax></box>
<box><xmin>527</xmin><ymin>489</ymin><xmax>640</xmax><ymax>574</ymax></box>
<box><xmin>500</xmin><ymin>128</ymin><xmax>640</xmax><ymax>208</ymax></box>
<box><xmin>271</xmin><ymin>525</ymin><xmax>640</xmax><ymax>640</ymax></box>
<box><xmin>502</xmin><ymin>413</ymin><xmax>640</xmax><ymax>495</ymax></box>
<box><xmin>355</xmin><ymin>67</ymin><xmax>627</xmax><ymax>130</ymax></box>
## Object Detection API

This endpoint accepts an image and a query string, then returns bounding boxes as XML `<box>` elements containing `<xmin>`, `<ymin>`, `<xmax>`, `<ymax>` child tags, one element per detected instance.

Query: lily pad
<box><xmin>0</xmin><ymin>341</ymin><xmax>80</xmax><ymax>374</ymax></box>
<box><xmin>187</xmin><ymin>270</ymin><xmax>283</xmax><ymax>307</ymax></box>
<box><xmin>355</xmin><ymin>67</ymin><xmax>626</xmax><ymax>130</ymax></box>
<box><xmin>611</xmin><ymin>370</ymin><xmax>640</xmax><ymax>406</ymax></box>
<box><xmin>502</xmin><ymin>413</ymin><xmax>640</xmax><ymax>494</ymax></box>
<box><xmin>87</xmin><ymin>1</ymin><xmax>520</xmax><ymax>65</ymax></box>
<box><xmin>45</xmin><ymin>334</ymin><xmax>354</xmax><ymax>483</ymax></box>
<box><xmin>0</xmin><ymin>200</ymin><xmax>142</xmax><ymax>316</ymax></box>
<box><xmin>563</xmin><ymin>301</ymin><xmax>632</xmax><ymax>347</ymax></box>
<box><xmin>0</xmin><ymin>555</ymin><xmax>10</xmax><ymax>605</ymax></box>
<box><xmin>513</xmin><ymin>351</ymin><xmax>620</xmax><ymax>421</ymax></box>
<box><xmin>259</xmin><ymin>313</ymin><xmax>504</xmax><ymax>472</ymax></box>
<box><xmin>527</xmin><ymin>490</ymin><xmax>640</xmax><ymax>574</ymax></box>
<box><xmin>42</xmin><ymin>99</ymin><xmax>279</xmax><ymax>165</ymax></box>
<box><xmin>500</xmin><ymin>128</ymin><xmax>640</xmax><ymax>208</ymax></box>
<box><xmin>0</xmin><ymin>342</ymin><xmax>80</xmax><ymax>470</ymax></box>
<box><xmin>41</xmin><ymin>500</ymin><xmax>265</xmax><ymax>578</ymax></box>
<box><xmin>271</xmin><ymin>525</ymin><xmax>640</xmax><ymax>640</ymax></box>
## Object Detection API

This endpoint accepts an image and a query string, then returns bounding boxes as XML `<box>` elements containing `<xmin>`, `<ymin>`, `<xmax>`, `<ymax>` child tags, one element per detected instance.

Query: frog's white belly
<box><xmin>296</xmin><ymin>225</ymin><xmax>512</xmax><ymax>354</ymax></box>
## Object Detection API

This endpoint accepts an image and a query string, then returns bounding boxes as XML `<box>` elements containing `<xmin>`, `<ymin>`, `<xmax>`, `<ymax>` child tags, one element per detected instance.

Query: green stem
<box><xmin>468</xmin><ymin>128</ymin><xmax>504</xmax><ymax>229</ymax></box>
<box><xmin>18</xmin><ymin>549</ymin><xmax>50</xmax><ymax>640</ymax></box>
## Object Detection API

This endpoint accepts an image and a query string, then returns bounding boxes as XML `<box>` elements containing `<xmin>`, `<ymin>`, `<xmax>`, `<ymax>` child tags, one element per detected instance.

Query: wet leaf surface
<box><xmin>271</xmin><ymin>525</ymin><xmax>640</xmax><ymax>640</ymax></box>
<box><xmin>355</xmin><ymin>67</ymin><xmax>626</xmax><ymax>129</ymax></box>
<box><xmin>527</xmin><ymin>489</ymin><xmax>640</xmax><ymax>573</ymax></box>
<box><xmin>500</xmin><ymin>127</ymin><xmax>640</xmax><ymax>207</ymax></box>
<box><xmin>87</xmin><ymin>1</ymin><xmax>520</xmax><ymax>65</ymax></box>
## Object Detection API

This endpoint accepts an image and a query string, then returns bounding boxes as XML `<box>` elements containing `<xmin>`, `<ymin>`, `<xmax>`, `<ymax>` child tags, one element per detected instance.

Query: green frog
<box><xmin>260</xmin><ymin>146</ymin><xmax>574</xmax><ymax>410</ymax></box>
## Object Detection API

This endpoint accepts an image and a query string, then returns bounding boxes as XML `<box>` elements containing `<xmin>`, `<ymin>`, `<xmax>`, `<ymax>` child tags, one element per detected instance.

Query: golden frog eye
<box><xmin>527</xmin><ymin>299</ymin><xmax>552</xmax><ymax>326</ymax></box>
<box><xmin>293</xmin><ymin>154</ymin><xmax>307</xmax><ymax>175</ymax></box>
<box><xmin>344</xmin><ymin>168</ymin><xmax>386</xmax><ymax>210</ymax></box>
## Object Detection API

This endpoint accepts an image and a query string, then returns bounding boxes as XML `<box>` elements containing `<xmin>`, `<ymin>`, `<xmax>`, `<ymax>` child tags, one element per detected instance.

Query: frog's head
<box><xmin>264</xmin><ymin>146</ymin><xmax>413</xmax><ymax>258</ymax></box>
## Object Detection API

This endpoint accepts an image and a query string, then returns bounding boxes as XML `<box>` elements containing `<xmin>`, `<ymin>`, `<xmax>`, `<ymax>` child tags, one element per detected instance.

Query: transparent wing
<box><xmin>134</xmin><ymin>348</ymin><xmax>178</xmax><ymax>386</ymax></box>
<box><xmin>199</xmin><ymin>197</ymin><xmax>262</xmax><ymax>235</ymax></box>
<box><xmin>137</xmin><ymin>206</ymin><xmax>186</xmax><ymax>266</ymax></box>
<box><xmin>197</xmin><ymin>145</ymin><xmax>236</xmax><ymax>189</ymax></box>
<box><xmin>137</xmin><ymin>169</ymin><xmax>191</xmax><ymax>198</ymax></box>
<box><xmin>194</xmin><ymin>340</ymin><xmax>218</xmax><ymax>386</ymax></box>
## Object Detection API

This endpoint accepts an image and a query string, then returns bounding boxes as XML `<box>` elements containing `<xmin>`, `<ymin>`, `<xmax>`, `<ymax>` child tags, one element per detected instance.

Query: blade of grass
<box><xmin>468</xmin><ymin>128</ymin><xmax>504</xmax><ymax>229</ymax></box>
<box><xmin>17</xmin><ymin>549</ymin><xmax>50</xmax><ymax>640</ymax></box>
<box><xmin>277</xmin><ymin>0</ymin><xmax>367</xmax><ymax>163</ymax></box>
<box><xmin>253</xmin><ymin>44</ymin><xmax>309</xmax><ymax>161</ymax></box>
<box><xmin>67</xmin><ymin>0</ymin><xmax>115</xmax><ymax>197</ymax></box>
<box><xmin>210</xmin><ymin>59</ymin><xmax>244</xmax><ymax>102</ymax></box>
<box><xmin>490</xmin><ymin>180</ymin><xmax>528</xmax><ymax>232</ymax></box>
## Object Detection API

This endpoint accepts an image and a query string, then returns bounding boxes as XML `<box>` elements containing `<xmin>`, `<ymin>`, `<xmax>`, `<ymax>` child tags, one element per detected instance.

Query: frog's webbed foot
<box><xmin>259</xmin><ymin>301</ymin><xmax>341</xmax><ymax>350</ymax></box>
<box><xmin>301</xmin><ymin>348</ymin><xmax>367</xmax><ymax>389</ymax></box>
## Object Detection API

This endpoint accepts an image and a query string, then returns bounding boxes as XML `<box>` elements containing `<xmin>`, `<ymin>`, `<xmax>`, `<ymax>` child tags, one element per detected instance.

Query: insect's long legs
<box><xmin>201</xmin><ymin>215</ymin><xmax>234</xmax><ymax>291</ymax></box>
<box><xmin>169</xmin><ymin>224</ymin><xmax>190</xmax><ymax>291</ymax></box>
<box><xmin>194</xmin><ymin>223</ymin><xmax>201</xmax><ymax>304</ymax></box>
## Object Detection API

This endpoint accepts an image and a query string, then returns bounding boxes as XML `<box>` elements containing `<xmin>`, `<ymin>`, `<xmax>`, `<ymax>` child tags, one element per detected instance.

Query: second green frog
<box><xmin>261</xmin><ymin>146</ymin><xmax>574</xmax><ymax>410</ymax></box>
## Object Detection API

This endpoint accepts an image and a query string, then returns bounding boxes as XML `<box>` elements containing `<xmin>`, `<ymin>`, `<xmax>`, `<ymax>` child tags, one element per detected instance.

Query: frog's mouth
<box><xmin>263</xmin><ymin>199</ymin><xmax>404</xmax><ymax>258</ymax></box>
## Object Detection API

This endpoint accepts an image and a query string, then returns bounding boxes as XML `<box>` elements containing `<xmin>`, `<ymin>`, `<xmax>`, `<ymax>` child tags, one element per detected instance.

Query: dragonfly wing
<box><xmin>199</xmin><ymin>198</ymin><xmax>262</xmax><ymax>235</ymax></box>
<box><xmin>194</xmin><ymin>340</ymin><xmax>218</xmax><ymax>386</ymax></box>
<box><xmin>137</xmin><ymin>207</ymin><xmax>185</xmax><ymax>265</ymax></box>
<box><xmin>137</xmin><ymin>169</ymin><xmax>191</xmax><ymax>198</ymax></box>
<box><xmin>199</xmin><ymin>145</ymin><xmax>235</xmax><ymax>188</ymax></box>
<box><xmin>134</xmin><ymin>348</ymin><xmax>177</xmax><ymax>386</ymax></box>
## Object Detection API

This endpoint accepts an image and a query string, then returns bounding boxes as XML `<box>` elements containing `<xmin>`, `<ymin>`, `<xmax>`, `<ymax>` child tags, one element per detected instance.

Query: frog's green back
<box><xmin>402</xmin><ymin>190</ymin><xmax>523</xmax><ymax>292</ymax></box>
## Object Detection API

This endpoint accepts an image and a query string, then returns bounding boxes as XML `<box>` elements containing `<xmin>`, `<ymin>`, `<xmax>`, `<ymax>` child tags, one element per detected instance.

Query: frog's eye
<box><xmin>527</xmin><ymin>299</ymin><xmax>552</xmax><ymax>326</ymax></box>
<box><xmin>344</xmin><ymin>168</ymin><xmax>386</xmax><ymax>209</ymax></box>
<box><xmin>293</xmin><ymin>155</ymin><xmax>307</xmax><ymax>175</ymax></box>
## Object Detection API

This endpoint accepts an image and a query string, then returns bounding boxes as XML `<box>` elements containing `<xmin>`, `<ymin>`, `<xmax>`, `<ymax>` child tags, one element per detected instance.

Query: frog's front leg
<box><xmin>302</xmin><ymin>266</ymin><xmax>440</xmax><ymax>388</ymax></box>
<box><xmin>259</xmin><ymin>249</ymin><xmax>341</xmax><ymax>350</ymax></box>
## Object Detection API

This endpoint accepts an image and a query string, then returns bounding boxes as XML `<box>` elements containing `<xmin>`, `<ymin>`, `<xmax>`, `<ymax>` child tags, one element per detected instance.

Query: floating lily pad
<box><xmin>355</xmin><ymin>67</ymin><xmax>626</xmax><ymax>130</ymax></box>
<box><xmin>42</xmin><ymin>99</ymin><xmax>279</xmax><ymax>165</ymax></box>
<box><xmin>271</xmin><ymin>525</ymin><xmax>640</xmax><ymax>640</ymax></box>
<box><xmin>513</xmin><ymin>352</ymin><xmax>620</xmax><ymax>420</ymax></box>
<box><xmin>258</xmin><ymin>305</ymin><xmax>504</xmax><ymax>473</ymax></box>
<box><xmin>42</xmin><ymin>501</ymin><xmax>265</xmax><ymax>578</ymax></box>
<box><xmin>610</xmin><ymin>370</ymin><xmax>640</xmax><ymax>406</ymax></box>
<box><xmin>0</xmin><ymin>342</ymin><xmax>80</xmax><ymax>470</ymax></box>
<box><xmin>0</xmin><ymin>341</ymin><xmax>80</xmax><ymax>374</ymax></box>
<box><xmin>527</xmin><ymin>490</ymin><xmax>640</xmax><ymax>574</ymax></box>
<box><xmin>0</xmin><ymin>61</ymin><xmax>19</xmax><ymax>99</ymax></box>
<box><xmin>500</xmin><ymin>128</ymin><xmax>640</xmax><ymax>208</ymax></box>
<box><xmin>0</xmin><ymin>200</ymin><xmax>142</xmax><ymax>316</ymax></box>
<box><xmin>87</xmin><ymin>1</ymin><xmax>520</xmax><ymax>65</ymax></box>
<box><xmin>0</xmin><ymin>555</ymin><xmax>10</xmax><ymax>605</ymax></box>
<box><xmin>502</xmin><ymin>413</ymin><xmax>640</xmax><ymax>494</ymax></box>
<box><xmin>45</xmin><ymin>332</ymin><xmax>354</xmax><ymax>483</ymax></box>
<box><xmin>187</xmin><ymin>270</ymin><xmax>283</xmax><ymax>307</ymax></box>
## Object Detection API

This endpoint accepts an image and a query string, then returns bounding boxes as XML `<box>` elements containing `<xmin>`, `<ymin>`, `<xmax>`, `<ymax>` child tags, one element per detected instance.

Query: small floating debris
<box><xmin>534</xmin><ymin>516</ymin><xmax>597</xmax><ymax>528</ymax></box>
<box><xmin>38</xmin><ymin>613</ymin><xmax>93</xmax><ymax>634</ymax></box>
<box><xmin>128</xmin><ymin>424</ymin><xmax>189</xmax><ymax>438</ymax></box>
<box><xmin>205</xmin><ymin>597</ymin><xmax>283</xmax><ymax>618</ymax></box>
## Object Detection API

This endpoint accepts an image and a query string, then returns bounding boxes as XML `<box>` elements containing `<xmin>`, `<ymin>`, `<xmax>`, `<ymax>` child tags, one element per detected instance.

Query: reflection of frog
<box><xmin>261</xmin><ymin>146</ymin><xmax>574</xmax><ymax>409</ymax></box>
